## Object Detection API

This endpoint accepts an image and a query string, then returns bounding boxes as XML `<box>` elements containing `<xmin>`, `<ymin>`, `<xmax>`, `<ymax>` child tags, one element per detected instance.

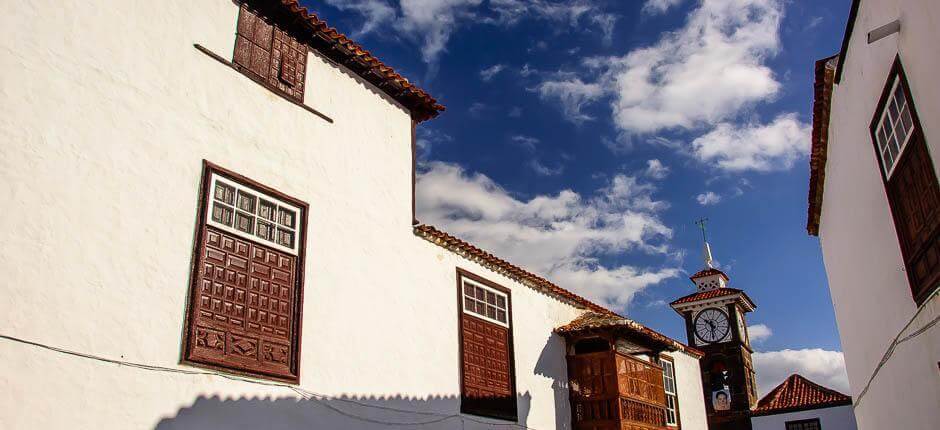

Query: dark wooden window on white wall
<box><xmin>183</xmin><ymin>162</ymin><xmax>308</xmax><ymax>383</ymax></box>
<box><xmin>233</xmin><ymin>3</ymin><xmax>307</xmax><ymax>102</ymax></box>
<box><xmin>870</xmin><ymin>58</ymin><xmax>940</xmax><ymax>305</ymax></box>
<box><xmin>786</xmin><ymin>418</ymin><xmax>821</xmax><ymax>430</ymax></box>
<box><xmin>457</xmin><ymin>269</ymin><xmax>517</xmax><ymax>421</ymax></box>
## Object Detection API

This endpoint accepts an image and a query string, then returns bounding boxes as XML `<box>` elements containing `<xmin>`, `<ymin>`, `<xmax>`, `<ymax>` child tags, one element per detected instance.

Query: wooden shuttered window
<box><xmin>233</xmin><ymin>4</ymin><xmax>307</xmax><ymax>102</ymax></box>
<box><xmin>871</xmin><ymin>59</ymin><xmax>940</xmax><ymax>305</ymax></box>
<box><xmin>183</xmin><ymin>163</ymin><xmax>308</xmax><ymax>382</ymax></box>
<box><xmin>457</xmin><ymin>270</ymin><xmax>517</xmax><ymax>421</ymax></box>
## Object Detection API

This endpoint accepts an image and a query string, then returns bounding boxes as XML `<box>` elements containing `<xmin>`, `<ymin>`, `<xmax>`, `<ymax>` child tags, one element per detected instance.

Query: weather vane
<box><xmin>695</xmin><ymin>218</ymin><xmax>714</xmax><ymax>268</ymax></box>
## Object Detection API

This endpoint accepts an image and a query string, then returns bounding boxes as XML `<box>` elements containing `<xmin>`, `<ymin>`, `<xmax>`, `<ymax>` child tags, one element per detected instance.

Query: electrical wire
<box><xmin>0</xmin><ymin>333</ymin><xmax>544</xmax><ymax>429</ymax></box>
<box><xmin>852</xmin><ymin>285</ymin><xmax>939</xmax><ymax>409</ymax></box>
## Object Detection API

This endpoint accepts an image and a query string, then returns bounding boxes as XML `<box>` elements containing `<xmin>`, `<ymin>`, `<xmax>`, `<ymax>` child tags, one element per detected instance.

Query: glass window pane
<box><xmin>900</xmin><ymin>105</ymin><xmax>914</xmax><ymax>133</ymax></box>
<box><xmin>211</xmin><ymin>202</ymin><xmax>234</xmax><ymax>226</ymax></box>
<box><xmin>259</xmin><ymin>199</ymin><xmax>277</xmax><ymax>221</ymax></box>
<box><xmin>889</xmin><ymin>134</ymin><xmax>901</xmax><ymax>160</ymax></box>
<box><xmin>882</xmin><ymin>147</ymin><xmax>893</xmax><ymax>173</ymax></box>
<box><xmin>277</xmin><ymin>228</ymin><xmax>294</xmax><ymax>248</ymax></box>
<box><xmin>215</xmin><ymin>182</ymin><xmax>236</xmax><ymax>205</ymax></box>
<box><xmin>888</xmin><ymin>99</ymin><xmax>899</xmax><ymax>121</ymax></box>
<box><xmin>878</xmin><ymin>127</ymin><xmax>889</xmax><ymax>151</ymax></box>
<box><xmin>496</xmin><ymin>295</ymin><xmax>506</xmax><ymax>309</ymax></box>
<box><xmin>894</xmin><ymin>83</ymin><xmax>906</xmax><ymax>109</ymax></box>
<box><xmin>894</xmin><ymin>116</ymin><xmax>908</xmax><ymax>142</ymax></box>
<box><xmin>464</xmin><ymin>283</ymin><xmax>474</xmax><ymax>296</ymax></box>
<box><xmin>235</xmin><ymin>211</ymin><xmax>254</xmax><ymax>234</ymax></box>
<box><xmin>256</xmin><ymin>219</ymin><xmax>275</xmax><ymax>241</ymax></box>
<box><xmin>237</xmin><ymin>190</ymin><xmax>256</xmax><ymax>213</ymax></box>
<box><xmin>464</xmin><ymin>297</ymin><xmax>474</xmax><ymax>311</ymax></box>
<box><xmin>486</xmin><ymin>291</ymin><xmax>496</xmax><ymax>305</ymax></box>
<box><xmin>486</xmin><ymin>305</ymin><xmax>497</xmax><ymax>319</ymax></box>
<box><xmin>497</xmin><ymin>309</ymin><xmax>506</xmax><ymax>323</ymax></box>
<box><xmin>278</xmin><ymin>207</ymin><xmax>296</xmax><ymax>228</ymax></box>
<box><xmin>475</xmin><ymin>287</ymin><xmax>485</xmax><ymax>300</ymax></box>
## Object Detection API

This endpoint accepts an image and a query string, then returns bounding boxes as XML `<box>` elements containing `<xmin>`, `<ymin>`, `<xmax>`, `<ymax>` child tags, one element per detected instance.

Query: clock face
<box><xmin>694</xmin><ymin>308</ymin><xmax>730</xmax><ymax>343</ymax></box>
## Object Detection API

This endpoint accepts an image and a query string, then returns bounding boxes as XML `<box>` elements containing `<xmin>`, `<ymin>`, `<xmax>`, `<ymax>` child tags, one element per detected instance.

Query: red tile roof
<box><xmin>260</xmin><ymin>0</ymin><xmax>444</xmax><ymax>121</ymax></box>
<box><xmin>670</xmin><ymin>288</ymin><xmax>744</xmax><ymax>306</ymax></box>
<box><xmin>413</xmin><ymin>224</ymin><xmax>703</xmax><ymax>357</ymax></box>
<box><xmin>689</xmin><ymin>267</ymin><xmax>729</xmax><ymax>281</ymax></box>
<box><xmin>753</xmin><ymin>374</ymin><xmax>852</xmax><ymax>416</ymax></box>
<box><xmin>556</xmin><ymin>312</ymin><xmax>704</xmax><ymax>357</ymax></box>
<box><xmin>807</xmin><ymin>55</ymin><xmax>839</xmax><ymax>236</ymax></box>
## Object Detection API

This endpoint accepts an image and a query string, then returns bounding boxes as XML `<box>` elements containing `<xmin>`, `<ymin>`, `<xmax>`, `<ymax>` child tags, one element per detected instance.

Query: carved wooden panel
<box><xmin>233</xmin><ymin>5</ymin><xmax>307</xmax><ymax>102</ymax></box>
<box><xmin>184</xmin><ymin>164</ymin><xmax>306</xmax><ymax>382</ymax></box>
<box><xmin>887</xmin><ymin>136</ymin><xmax>940</xmax><ymax>302</ymax></box>
<box><xmin>460</xmin><ymin>313</ymin><xmax>516</xmax><ymax>419</ymax></box>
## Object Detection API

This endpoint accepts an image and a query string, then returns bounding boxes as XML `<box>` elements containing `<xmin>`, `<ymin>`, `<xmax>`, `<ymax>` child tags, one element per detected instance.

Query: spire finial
<box><xmin>695</xmin><ymin>218</ymin><xmax>714</xmax><ymax>268</ymax></box>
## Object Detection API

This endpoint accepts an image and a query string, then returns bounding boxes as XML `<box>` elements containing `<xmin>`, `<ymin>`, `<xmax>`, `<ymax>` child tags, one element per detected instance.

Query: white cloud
<box><xmin>535</xmin><ymin>78</ymin><xmax>604</xmax><ymax>123</ymax></box>
<box><xmin>747</xmin><ymin>324</ymin><xmax>772</xmax><ymax>342</ymax></box>
<box><xmin>642</xmin><ymin>0</ymin><xmax>684</xmax><ymax>15</ymax></box>
<box><xmin>508</xmin><ymin>106</ymin><xmax>523</xmax><ymax>117</ymax></box>
<box><xmin>323</xmin><ymin>0</ymin><xmax>397</xmax><ymax>36</ymax></box>
<box><xmin>468</xmin><ymin>102</ymin><xmax>489</xmax><ymax>117</ymax></box>
<box><xmin>644</xmin><ymin>159</ymin><xmax>670</xmax><ymax>179</ymax></box>
<box><xmin>538</xmin><ymin>0</ymin><xmax>784</xmax><ymax>133</ymax></box>
<box><xmin>416</xmin><ymin>161</ymin><xmax>679</xmax><ymax>309</ymax></box>
<box><xmin>397</xmin><ymin>0</ymin><xmax>483</xmax><ymax>66</ymax></box>
<box><xmin>529</xmin><ymin>159</ymin><xmax>564</xmax><ymax>176</ymax></box>
<box><xmin>692</xmin><ymin>113</ymin><xmax>810</xmax><ymax>171</ymax></box>
<box><xmin>480</xmin><ymin>64</ymin><xmax>506</xmax><ymax>81</ymax></box>
<box><xmin>415</xmin><ymin>126</ymin><xmax>453</xmax><ymax>159</ymax></box>
<box><xmin>753</xmin><ymin>349</ymin><xmax>850</xmax><ymax>397</ymax></box>
<box><xmin>511</xmin><ymin>135</ymin><xmax>539</xmax><ymax>151</ymax></box>
<box><xmin>696</xmin><ymin>191</ymin><xmax>721</xmax><ymax>206</ymax></box>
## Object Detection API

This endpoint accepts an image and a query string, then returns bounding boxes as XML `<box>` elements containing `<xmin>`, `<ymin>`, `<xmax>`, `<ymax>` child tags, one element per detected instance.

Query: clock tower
<box><xmin>671</xmin><ymin>224</ymin><xmax>758</xmax><ymax>430</ymax></box>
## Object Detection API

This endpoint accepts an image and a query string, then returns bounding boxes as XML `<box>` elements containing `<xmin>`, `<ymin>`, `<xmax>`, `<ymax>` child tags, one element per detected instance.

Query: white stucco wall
<box><xmin>0</xmin><ymin>1</ymin><xmax>605</xmax><ymax>429</ymax></box>
<box><xmin>817</xmin><ymin>0</ymin><xmax>940</xmax><ymax>429</ymax></box>
<box><xmin>751</xmin><ymin>405</ymin><xmax>857</xmax><ymax>430</ymax></box>
<box><xmin>667</xmin><ymin>351</ymin><xmax>708</xmax><ymax>430</ymax></box>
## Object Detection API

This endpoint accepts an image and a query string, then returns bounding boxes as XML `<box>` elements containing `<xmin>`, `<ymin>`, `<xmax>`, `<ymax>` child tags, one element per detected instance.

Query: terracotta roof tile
<box><xmin>670</xmin><ymin>288</ymin><xmax>744</xmax><ymax>306</ymax></box>
<box><xmin>414</xmin><ymin>224</ymin><xmax>702</xmax><ymax>358</ymax></box>
<box><xmin>689</xmin><ymin>267</ymin><xmax>729</xmax><ymax>281</ymax></box>
<box><xmin>807</xmin><ymin>55</ymin><xmax>839</xmax><ymax>236</ymax></box>
<box><xmin>556</xmin><ymin>312</ymin><xmax>704</xmax><ymax>357</ymax></box>
<box><xmin>753</xmin><ymin>374</ymin><xmax>852</xmax><ymax>416</ymax></box>
<box><xmin>260</xmin><ymin>0</ymin><xmax>444</xmax><ymax>121</ymax></box>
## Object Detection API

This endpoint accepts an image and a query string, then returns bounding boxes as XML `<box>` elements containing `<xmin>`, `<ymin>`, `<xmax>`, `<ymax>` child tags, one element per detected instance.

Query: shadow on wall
<box><xmin>534</xmin><ymin>333</ymin><xmax>573</xmax><ymax>430</ymax></box>
<box><xmin>156</xmin><ymin>392</ymin><xmax>532</xmax><ymax>430</ymax></box>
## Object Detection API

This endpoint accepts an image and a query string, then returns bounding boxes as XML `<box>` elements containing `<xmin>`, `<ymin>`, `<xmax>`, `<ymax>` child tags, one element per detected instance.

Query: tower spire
<box><xmin>695</xmin><ymin>218</ymin><xmax>714</xmax><ymax>268</ymax></box>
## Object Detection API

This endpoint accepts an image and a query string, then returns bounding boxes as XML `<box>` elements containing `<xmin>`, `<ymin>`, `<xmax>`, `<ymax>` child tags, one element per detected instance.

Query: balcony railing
<box><xmin>569</xmin><ymin>351</ymin><xmax>668</xmax><ymax>430</ymax></box>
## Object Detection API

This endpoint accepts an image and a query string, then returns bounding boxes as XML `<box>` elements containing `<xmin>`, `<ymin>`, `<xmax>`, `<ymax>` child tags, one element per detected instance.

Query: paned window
<box><xmin>458</xmin><ymin>270</ymin><xmax>516</xmax><ymax>421</ymax></box>
<box><xmin>183</xmin><ymin>163</ymin><xmax>308</xmax><ymax>383</ymax></box>
<box><xmin>875</xmin><ymin>77</ymin><xmax>916</xmax><ymax>177</ymax></box>
<box><xmin>232</xmin><ymin>4</ymin><xmax>307</xmax><ymax>102</ymax></box>
<box><xmin>786</xmin><ymin>418</ymin><xmax>821</xmax><ymax>430</ymax></box>
<box><xmin>870</xmin><ymin>59</ymin><xmax>940</xmax><ymax>305</ymax></box>
<box><xmin>661</xmin><ymin>358</ymin><xmax>679</xmax><ymax>426</ymax></box>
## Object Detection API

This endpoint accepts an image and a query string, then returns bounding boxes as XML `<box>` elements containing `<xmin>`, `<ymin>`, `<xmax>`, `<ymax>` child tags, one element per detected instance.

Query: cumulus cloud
<box><xmin>416</xmin><ymin>161</ymin><xmax>679</xmax><ymax>309</ymax></box>
<box><xmin>322</xmin><ymin>0</ymin><xmax>397</xmax><ymax>37</ymax></box>
<box><xmin>642</xmin><ymin>0</ymin><xmax>684</xmax><ymax>15</ymax></box>
<box><xmin>696</xmin><ymin>191</ymin><xmax>721</xmax><ymax>206</ymax></box>
<box><xmin>511</xmin><ymin>135</ymin><xmax>539</xmax><ymax>151</ymax></box>
<box><xmin>535</xmin><ymin>78</ymin><xmax>605</xmax><ymax>123</ymax></box>
<box><xmin>691</xmin><ymin>114</ymin><xmax>811</xmax><ymax>171</ymax></box>
<box><xmin>529</xmin><ymin>159</ymin><xmax>564</xmax><ymax>176</ymax></box>
<box><xmin>480</xmin><ymin>64</ymin><xmax>506</xmax><ymax>81</ymax></box>
<box><xmin>644</xmin><ymin>159</ymin><xmax>670</xmax><ymax>179</ymax></box>
<box><xmin>747</xmin><ymin>323</ymin><xmax>772</xmax><ymax>342</ymax></box>
<box><xmin>753</xmin><ymin>349</ymin><xmax>850</xmax><ymax>397</ymax></box>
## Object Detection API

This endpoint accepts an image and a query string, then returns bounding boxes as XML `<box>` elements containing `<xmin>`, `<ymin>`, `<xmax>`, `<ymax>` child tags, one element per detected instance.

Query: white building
<box><xmin>751</xmin><ymin>374</ymin><xmax>857</xmax><ymax>430</ymax></box>
<box><xmin>807</xmin><ymin>0</ymin><xmax>940</xmax><ymax>429</ymax></box>
<box><xmin>0</xmin><ymin>1</ymin><xmax>707</xmax><ymax>429</ymax></box>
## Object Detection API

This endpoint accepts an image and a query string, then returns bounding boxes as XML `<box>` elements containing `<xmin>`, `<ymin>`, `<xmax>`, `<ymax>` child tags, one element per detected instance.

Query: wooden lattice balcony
<box><xmin>569</xmin><ymin>351</ymin><xmax>668</xmax><ymax>430</ymax></box>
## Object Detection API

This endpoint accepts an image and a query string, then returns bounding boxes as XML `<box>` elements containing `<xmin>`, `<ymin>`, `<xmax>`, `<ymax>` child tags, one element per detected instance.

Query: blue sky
<box><xmin>307</xmin><ymin>0</ymin><xmax>853</xmax><ymax>395</ymax></box>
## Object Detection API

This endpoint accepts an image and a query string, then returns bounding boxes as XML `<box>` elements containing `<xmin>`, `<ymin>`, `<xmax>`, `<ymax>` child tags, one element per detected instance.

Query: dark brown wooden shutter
<box><xmin>184</xmin><ymin>165</ymin><xmax>306</xmax><ymax>382</ymax></box>
<box><xmin>233</xmin><ymin>5</ymin><xmax>307</xmax><ymax>102</ymax></box>
<box><xmin>886</xmin><ymin>134</ymin><xmax>940</xmax><ymax>303</ymax></box>
<box><xmin>461</xmin><ymin>314</ymin><xmax>516</xmax><ymax>419</ymax></box>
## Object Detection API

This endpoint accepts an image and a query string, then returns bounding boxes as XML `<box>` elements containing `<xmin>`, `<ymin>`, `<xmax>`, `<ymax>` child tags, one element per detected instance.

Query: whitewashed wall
<box><xmin>751</xmin><ymin>405</ymin><xmax>857</xmax><ymax>430</ymax></box>
<box><xmin>667</xmin><ymin>351</ymin><xmax>707</xmax><ymax>430</ymax></box>
<box><xmin>818</xmin><ymin>0</ymin><xmax>940</xmax><ymax>429</ymax></box>
<box><xmin>0</xmin><ymin>1</ymin><xmax>599</xmax><ymax>429</ymax></box>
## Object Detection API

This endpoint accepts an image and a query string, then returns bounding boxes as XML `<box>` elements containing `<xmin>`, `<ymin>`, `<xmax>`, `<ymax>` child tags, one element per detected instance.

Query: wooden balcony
<box><xmin>569</xmin><ymin>351</ymin><xmax>668</xmax><ymax>430</ymax></box>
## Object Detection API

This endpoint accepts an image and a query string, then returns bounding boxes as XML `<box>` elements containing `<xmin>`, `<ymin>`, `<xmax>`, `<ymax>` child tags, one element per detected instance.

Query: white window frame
<box><xmin>875</xmin><ymin>77</ymin><xmax>916</xmax><ymax>178</ymax></box>
<box><xmin>461</xmin><ymin>277</ymin><xmax>510</xmax><ymax>327</ymax></box>
<box><xmin>206</xmin><ymin>173</ymin><xmax>302</xmax><ymax>255</ymax></box>
<box><xmin>661</xmin><ymin>359</ymin><xmax>679</xmax><ymax>426</ymax></box>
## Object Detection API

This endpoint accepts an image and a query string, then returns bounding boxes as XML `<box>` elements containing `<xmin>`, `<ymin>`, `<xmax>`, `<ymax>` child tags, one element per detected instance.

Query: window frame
<box><xmin>231</xmin><ymin>2</ymin><xmax>308</xmax><ymax>103</ymax></box>
<box><xmin>207</xmin><ymin>173</ymin><xmax>303</xmax><ymax>255</ymax></box>
<box><xmin>658</xmin><ymin>354</ymin><xmax>681</xmax><ymax>428</ymax></box>
<box><xmin>868</xmin><ymin>56</ymin><xmax>940</xmax><ymax>306</ymax></box>
<box><xmin>785</xmin><ymin>418</ymin><xmax>821</xmax><ymax>430</ymax></box>
<box><xmin>456</xmin><ymin>268</ymin><xmax>518</xmax><ymax>421</ymax></box>
<box><xmin>181</xmin><ymin>160</ymin><xmax>309</xmax><ymax>383</ymax></box>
